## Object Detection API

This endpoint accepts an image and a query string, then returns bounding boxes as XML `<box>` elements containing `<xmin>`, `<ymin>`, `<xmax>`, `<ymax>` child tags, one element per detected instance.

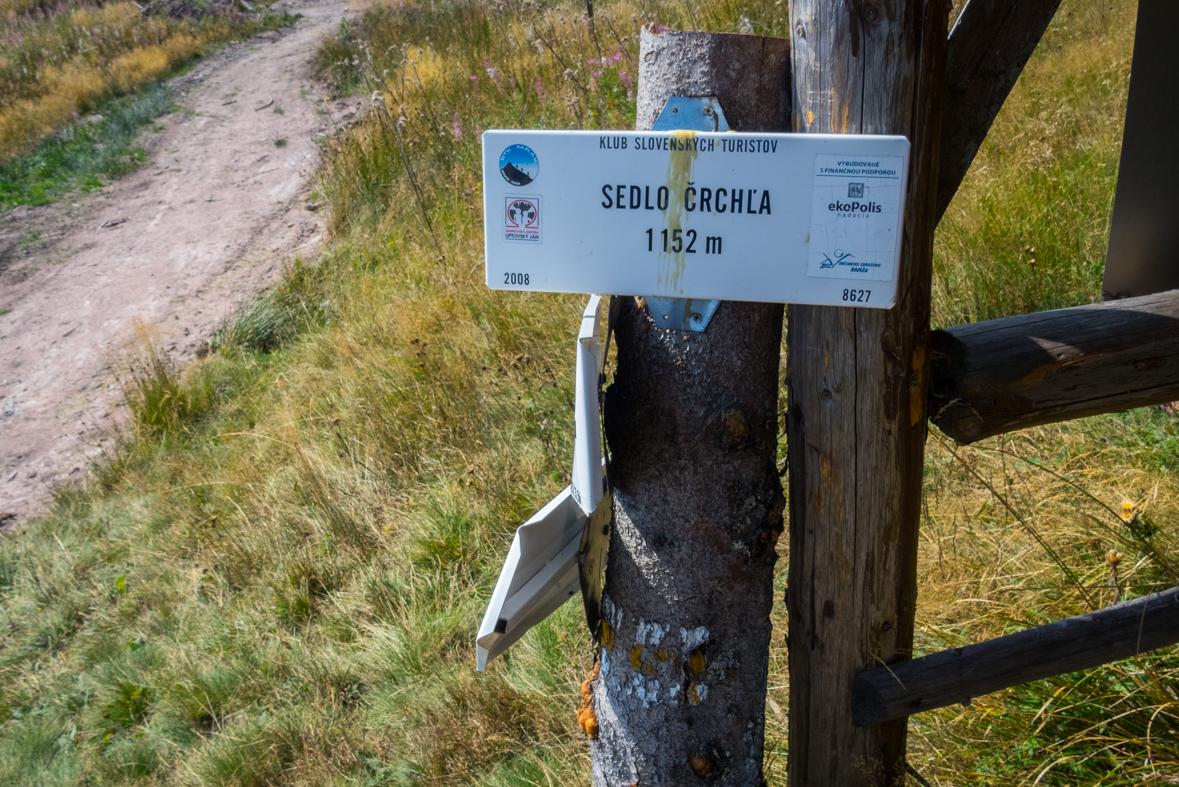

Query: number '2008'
<box><xmin>505</xmin><ymin>272</ymin><xmax>530</xmax><ymax>286</ymax></box>
<box><xmin>842</xmin><ymin>288</ymin><xmax>871</xmax><ymax>303</ymax></box>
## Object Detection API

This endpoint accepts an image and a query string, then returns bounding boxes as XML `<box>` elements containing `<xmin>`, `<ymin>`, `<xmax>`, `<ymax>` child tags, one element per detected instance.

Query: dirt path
<box><xmin>0</xmin><ymin>0</ymin><xmax>361</xmax><ymax>524</ymax></box>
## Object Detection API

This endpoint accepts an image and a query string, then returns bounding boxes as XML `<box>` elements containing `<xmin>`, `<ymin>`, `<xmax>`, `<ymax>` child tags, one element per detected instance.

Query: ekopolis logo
<box><xmin>828</xmin><ymin>200</ymin><xmax>884</xmax><ymax>214</ymax></box>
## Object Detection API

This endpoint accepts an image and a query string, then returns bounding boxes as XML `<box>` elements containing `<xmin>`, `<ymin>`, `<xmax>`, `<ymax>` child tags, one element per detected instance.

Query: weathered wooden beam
<box><xmin>937</xmin><ymin>0</ymin><xmax>1062</xmax><ymax>220</ymax></box>
<box><xmin>852</xmin><ymin>587</ymin><xmax>1179</xmax><ymax>727</ymax></box>
<box><xmin>930</xmin><ymin>289</ymin><xmax>1179</xmax><ymax>444</ymax></box>
<box><xmin>786</xmin><ymin>1</ymin><xmax>947</xmax><ymax>784</ymax></box>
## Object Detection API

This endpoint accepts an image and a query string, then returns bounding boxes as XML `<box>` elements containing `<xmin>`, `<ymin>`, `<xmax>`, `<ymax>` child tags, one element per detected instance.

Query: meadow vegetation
<box><xmin>1</xmin><ymin>0</ymin><xmax>1175</xmax><ymax>784</ymax></box>
<box><xmin>0</xmin><ymin>0</ymin><xmax>294</xmax><ymax>199</ymax></box>
<box><xmin>0</xmin><ymin>80</ymin><xmax>174</xmax><ymax>207</ymax></box>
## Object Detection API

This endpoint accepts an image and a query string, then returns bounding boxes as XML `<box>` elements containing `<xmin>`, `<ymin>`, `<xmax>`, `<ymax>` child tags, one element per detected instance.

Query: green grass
<box><xmin>1</xmin><ymin>0</ymin><xmax>1174</xmax><ymax>785</ymax></box>
<box><xmin>932</xmin><ymin>1</ymin><xmax>1133</xmax><ymax>325</ymax></box>
<box><xmin>0</xmin><ymin>7</ymin><xmax>298</xmax><ymax>207</ymax></box>
<box><xmin>0</xmin><ymin>82</ymin><xmax>174</xmax><ymax>208</ymax></box>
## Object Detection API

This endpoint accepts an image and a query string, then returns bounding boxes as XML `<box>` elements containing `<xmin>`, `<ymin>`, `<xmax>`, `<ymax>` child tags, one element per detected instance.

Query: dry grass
<box><xmin>0</xmin><ymin>0</ymin><xmax>287</xmax><ymax>159</ymax></box>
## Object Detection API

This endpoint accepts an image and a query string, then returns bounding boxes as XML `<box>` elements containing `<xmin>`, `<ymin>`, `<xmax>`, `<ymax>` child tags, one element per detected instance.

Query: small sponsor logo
<box><xmin>504</xmin><ymin>196</ymin><xmax>541</xmax><ymax>243</ymax></box>
<box><xmin>820</xmin><ymin>250</ymin><xmax>855</xmax><ymax>270</ymax></box>
<box><xmin>848</xmin><ymin>182</ymin><xmax>864</xmax><ymax>198</ymax></box>
<box><xmin>499</xmin><ymin>144</ymin><xmax>539</xmax><ymax>186</ymax></box>
<box><xmin>827</xmin><ymin>200</ymin><xmax>883</xmax><ymax>214</ymax></box>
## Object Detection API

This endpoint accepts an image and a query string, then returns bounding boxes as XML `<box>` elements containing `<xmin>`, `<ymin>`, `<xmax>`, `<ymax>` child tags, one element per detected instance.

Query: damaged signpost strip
<box><xmin>475</xmin><ymin>100</ymin><xmax>911</xmax><ymax>671</ymax></box>
<box><xmin>476</xmin><ymin>5</ymin><xmax>1179</xmax><ymax>782</ymax></box>
<box><xmin>476</xmin><ymin>296</ymin><xmax>608</xmax><ymax>670</ymax></box>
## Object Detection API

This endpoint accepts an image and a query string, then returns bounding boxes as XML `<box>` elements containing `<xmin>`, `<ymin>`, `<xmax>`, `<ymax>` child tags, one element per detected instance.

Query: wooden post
<box><xmin>930</xmin><ymin>288</ymin><xmax>1179</xmax><ymax>444</ymax></box>
<box><xmin>590</xmin><ymin>28</ymin><xmax>790</xmax><ymax>786</ymax></box>
<box><xmin>785</xmin><ymin>2</ymin><xmax>947</xmax><ymax>785</ymax></box>
<box><xmin>938</xmin><ymin>0</ymin><xmax>1063</xmax><ymax>220</ymax></box>
<box><xmin>852</xmin><ymin>586</ymin><xmax>1179</xmax><ymax>726</ymax></box>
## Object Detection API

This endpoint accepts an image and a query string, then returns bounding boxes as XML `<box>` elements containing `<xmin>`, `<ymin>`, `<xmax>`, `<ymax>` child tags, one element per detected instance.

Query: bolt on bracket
<box><xmin>644</xmin><ymin>297</ymin><xmax>722</xmax><ymax>332</ymax></box>
<box><xmin>653</xmin><ymin>95</ymin><xmax>730</xmax><ymax>133</ymax></box>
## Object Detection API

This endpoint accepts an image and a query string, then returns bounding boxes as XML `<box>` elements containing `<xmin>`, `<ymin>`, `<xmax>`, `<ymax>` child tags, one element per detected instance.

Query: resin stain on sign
<box><xmin>659</xmin><ymin>129</ymin><xmax>698</xmax><ymax>294</ymax></box>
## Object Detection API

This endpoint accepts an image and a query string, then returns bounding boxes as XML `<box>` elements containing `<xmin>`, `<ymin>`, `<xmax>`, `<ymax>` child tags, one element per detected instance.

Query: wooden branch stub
<box><xmin>937</xmin><ymin>0</ymin><xmax>1062</xmax><ymax>220</ymax></box>
<box><xmin>852</xmin><ymin>587</ymin><xmax>1179</xmax><ymax>727</ymax></box>
<box><xmin>930</xmin><ymin>289</ymin><xmax>1179</xmax><ymax>443</ymax></box>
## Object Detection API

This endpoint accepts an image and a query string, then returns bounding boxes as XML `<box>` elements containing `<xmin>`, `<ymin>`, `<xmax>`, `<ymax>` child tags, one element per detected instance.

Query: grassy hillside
<box><xmin>0</xmin><ymin>0</ymin><xmax>294</xmax><ymax>204</ymax></box>
<box><xmin>2</xmin><ymin>0</ymin><xmax>1176</xmax><ymax>785</ymax></box>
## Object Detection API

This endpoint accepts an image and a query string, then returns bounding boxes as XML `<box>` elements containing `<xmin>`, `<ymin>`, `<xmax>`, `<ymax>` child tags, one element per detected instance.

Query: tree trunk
<box><xmin>590</xmin><ymin>28</ymin><xmax>791</xmax><ymax>787</ymax></box>
<box><xmin>785</xmin><ymin>2</ymin><xmax>947</xmax><ymax>786</ymax></box>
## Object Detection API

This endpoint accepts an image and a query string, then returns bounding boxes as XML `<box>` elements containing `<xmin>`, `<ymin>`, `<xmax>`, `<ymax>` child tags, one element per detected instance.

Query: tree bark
<box><xmin>785</xmin><ymin>2</ymin><xmax>947</xmax><ymax>786</ymax></box>
<box><xmin>590</xmin><ymin>28</ymin><xmax>790</xmax><ymax>787</ymax></box>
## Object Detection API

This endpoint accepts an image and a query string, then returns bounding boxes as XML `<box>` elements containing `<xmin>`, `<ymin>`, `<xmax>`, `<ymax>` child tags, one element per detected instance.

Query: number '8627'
<box><xmin>504</xmin><ymin>272</ymin><xmax>530</xmax><ymax>286</ymax></box>
<box><xmin>842</xmin><ymin>289</ymin><xmax>871</xmax><ymax>303</ymax></box>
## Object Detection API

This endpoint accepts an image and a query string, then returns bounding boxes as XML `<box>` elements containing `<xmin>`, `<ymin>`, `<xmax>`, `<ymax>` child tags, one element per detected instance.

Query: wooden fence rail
<box><xmin>938</xmin><ymin>0</ymin><xmax>1064</xmax><ymax>222</ymax></box>
<box><xmin>929</xmin><ymin>288</ymin><xmax>1179</xmax><ymax>443</ymax></box>
<box><xmin>852</xmin><ymin>586</ymin><xmax>1179</xmax><ymax>727</ymax></box>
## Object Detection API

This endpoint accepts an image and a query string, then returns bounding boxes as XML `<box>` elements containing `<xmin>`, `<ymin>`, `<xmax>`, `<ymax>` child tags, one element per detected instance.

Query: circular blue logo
<box><xmin>499</xmin><ymin>144</ymin><xmax>539</xmax><ymax>186</ymax></box>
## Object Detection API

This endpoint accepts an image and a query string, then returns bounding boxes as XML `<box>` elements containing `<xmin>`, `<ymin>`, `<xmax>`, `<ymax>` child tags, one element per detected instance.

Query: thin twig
<box><xmin>905</xmin><ymin>762</ymin><xmax>934</xmax><ymax>787</ymax></box>
<box><xmin>584</xmin><ymin>0</ymin><xmax>602</xmax><ymax>59</ymax></box>
<box><xmin>409</xmin><ymin>61</ymin><xmax>441</xmax><ymax>131</ymax></box>
<box><xmin>391</xmin><ymin>122</ymin><xmax>443</xmax><ymax>258</ymax></box>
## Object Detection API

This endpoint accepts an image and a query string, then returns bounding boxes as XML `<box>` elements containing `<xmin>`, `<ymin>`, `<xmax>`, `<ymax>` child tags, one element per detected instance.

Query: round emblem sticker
<box><xmin>499</xmin><ymin>144</ymin><xmax>539</xmax><ymax>186</ymax></box>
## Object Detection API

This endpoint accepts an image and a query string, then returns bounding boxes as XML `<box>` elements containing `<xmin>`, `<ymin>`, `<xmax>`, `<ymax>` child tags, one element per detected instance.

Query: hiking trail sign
<box><xmin>483</xmin><ymin>129</ymin><xmax>910</xmax><ymax>308</ymax></box>
<box><xmin>476</xmin><ymin>122</ymin><xmax>913</xmax><ymax>672</ymax></box>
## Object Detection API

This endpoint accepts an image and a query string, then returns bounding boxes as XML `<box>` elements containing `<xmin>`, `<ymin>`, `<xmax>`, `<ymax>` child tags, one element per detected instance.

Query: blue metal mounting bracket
<box><xmin>646</xmin><ymin>96</ymin><xmax>729</xmax><ymax>332</ymax></box>
<box><xmin>653</xmin><ymin>95</ymin><xmax>729</xmax><ymax>133</ymax></box>
<box><xmin>644</xmin><ymin>297</ymin><xmax>722</xmax><ymax>331</ymax></box>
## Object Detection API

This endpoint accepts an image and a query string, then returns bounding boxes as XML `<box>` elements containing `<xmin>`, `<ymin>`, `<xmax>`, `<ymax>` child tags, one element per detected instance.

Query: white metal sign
<box><xmin>483</xmin><ymin>130</ymin><xmax>910</xmax><ymax>308</ymax></box>
<box><xmin>571</xmin><ymin>295</ymin><xmax>605</xmax><ymax>516</ymax></box>
<box><xmin>476</xmin><ymin>463</ymin><xmax>606</xmax><ymax>671</ymax></box>
<box><xmin>477</xmin><ymin>294</ymin><xmax>607</xmax><ymax>670</ymax></box>
<box><xmin>476</xmin><ymin>484</ymin><xmax>585</xmax><ymax>671</ymax></box>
